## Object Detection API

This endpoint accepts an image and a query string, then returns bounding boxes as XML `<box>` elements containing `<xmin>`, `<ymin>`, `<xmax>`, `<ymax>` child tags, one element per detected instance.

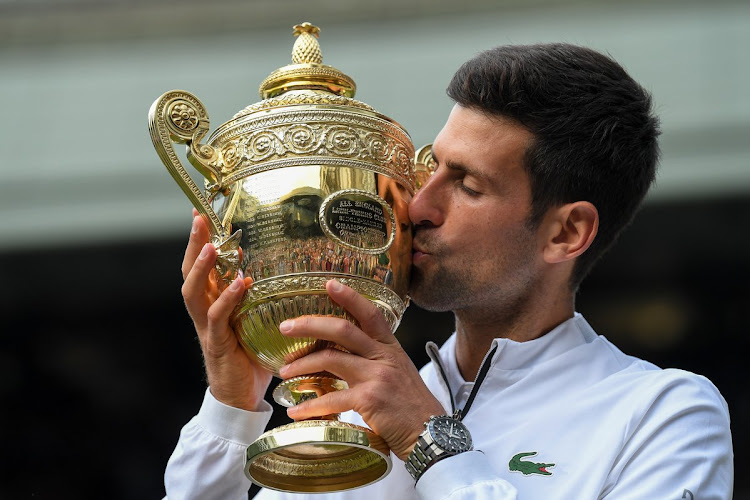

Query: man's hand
<box><xmin>181</xmin><ymin>212</ymin><xmax>272</xmax><ymax>411</ymax></box>
<box><xmin>277</xmin><ymin>280</ymin><xmax>446</xmax><ymax>460</ymax></box>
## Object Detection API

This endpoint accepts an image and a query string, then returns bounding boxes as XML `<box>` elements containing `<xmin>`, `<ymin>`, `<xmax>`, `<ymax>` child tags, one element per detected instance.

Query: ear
<box><xmin>541</xmin><ymin>201</ymin><xmax>599</xmax><ymax>264</ymax></box>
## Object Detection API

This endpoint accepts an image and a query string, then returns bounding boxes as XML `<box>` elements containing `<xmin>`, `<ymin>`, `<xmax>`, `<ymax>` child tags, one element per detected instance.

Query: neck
<box><xmin>453</xmin><ymin>288</ymin><xmax>575</xmax><ymax>381</ymax></box>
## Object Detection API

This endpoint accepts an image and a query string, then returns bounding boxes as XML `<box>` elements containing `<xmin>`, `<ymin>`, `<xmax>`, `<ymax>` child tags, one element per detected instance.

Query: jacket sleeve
<box><xmin>163</xmin><ymin>388</ymin><xmax>275</xmax><ymax>500</ymax></box>
<box><xmin>600</xmin><ymin>371</ymin><xmax>733</xmax><ymax>499</ymax></box>
<box><xmin>415</xmin><ymin>451</ymin><xmax>518</xmax><ymax>500</ymax></box>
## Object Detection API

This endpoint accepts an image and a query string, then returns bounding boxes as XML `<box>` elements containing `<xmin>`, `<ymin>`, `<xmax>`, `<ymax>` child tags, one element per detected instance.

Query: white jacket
<box><xmin>164</xmin><ymin>314</ymin><xmax>733</xmax><ymax>499</ymax></box>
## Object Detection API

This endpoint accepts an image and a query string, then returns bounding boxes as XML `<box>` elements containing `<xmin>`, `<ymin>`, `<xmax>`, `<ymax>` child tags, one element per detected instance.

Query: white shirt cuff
<box><xmin>416</xmin><ymin>450</ymin><xmax>516</xmax><ymax>499</ymax></box>
<box><xmin>196</xmin><ymin>388</ymin><xmax>274</xmax><ymax>445</ymax></box>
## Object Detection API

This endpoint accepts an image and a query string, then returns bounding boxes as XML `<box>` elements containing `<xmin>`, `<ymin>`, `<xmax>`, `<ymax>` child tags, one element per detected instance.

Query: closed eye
<box><xmin>459</xmin><ymin>181</ymin><xmax>480</xmax><ymax>196</ymax></box>
<box><xmin>433</xmin><ymin>150</ymin><xmax>486</xmax><ymax>196</ymax></box>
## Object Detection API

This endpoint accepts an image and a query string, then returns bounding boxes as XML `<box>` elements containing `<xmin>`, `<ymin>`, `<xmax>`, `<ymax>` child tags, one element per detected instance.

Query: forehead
<box><xmin>432</xmin><ymin>105</ymin><xmax>533</xmax><ymax>182</ymax></box>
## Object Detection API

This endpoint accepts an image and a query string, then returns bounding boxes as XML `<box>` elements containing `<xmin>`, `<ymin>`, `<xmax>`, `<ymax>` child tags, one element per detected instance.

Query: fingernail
<box><xmin>229</xmin><ymin>277</ymin><xmax>243</xmax><ymax>291</ymax></box>
<box><xmin>279</xmin><ymin>364</ymin><xmax>289</xmax><ymax>377</ymax></box>
<box><xmin>199</xmin><ymin>243</ymin><xmax>213</xmax><ymax>260</ymax></box>
<box><xmin>279</xmin><ymin>320</ymin><xmax>294</xmax><ymax>333</ymax></box>
<box><xmin>287</xmin><ymin>406</ymin><xmax>298</xmax><ymax>417</ymax></box>
<box><xmin>329</xmin><ymin>280</ymin><xmax>343</xmax><ymax>292</ymax></box>
<box><xmin>191</xmin><ymin>216</ymin><xmax>199</xmax><ymax>234</ymax></box>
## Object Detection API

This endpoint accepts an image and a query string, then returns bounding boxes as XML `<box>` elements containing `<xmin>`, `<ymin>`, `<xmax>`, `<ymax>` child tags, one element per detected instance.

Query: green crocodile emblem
<box><xmin>509</xmin><ymin>452</ymin><xmax>555</xmax><ymax>476</ymax></box>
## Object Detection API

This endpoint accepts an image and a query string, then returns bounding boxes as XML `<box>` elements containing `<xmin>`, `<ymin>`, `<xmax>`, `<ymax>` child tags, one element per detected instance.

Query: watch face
<box><xmin>429</xmin><ymin>416</ymin><xmax>472</xmax><ymax>453</ymax></box>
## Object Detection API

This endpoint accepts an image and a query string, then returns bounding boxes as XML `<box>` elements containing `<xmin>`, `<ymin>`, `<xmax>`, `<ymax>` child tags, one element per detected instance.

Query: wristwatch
<box><xmin>405</xmin><ymin>414</ymin><xmax>473</xmax><ymax>482</ymax></box>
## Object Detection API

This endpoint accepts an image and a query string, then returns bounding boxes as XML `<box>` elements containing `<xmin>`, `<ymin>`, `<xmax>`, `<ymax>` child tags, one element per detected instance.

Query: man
<box><xmin>165</xmin><ymin>44</ymin><xmax>733</xmax><ymax>499</ymax></box>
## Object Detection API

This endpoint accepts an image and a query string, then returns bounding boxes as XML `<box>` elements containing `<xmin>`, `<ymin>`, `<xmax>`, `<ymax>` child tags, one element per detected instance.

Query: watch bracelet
<box><xmin>405</xmin><ymin>414</ymin><xmax>474</xmax><ymax>482</ymax></box>
<box><xmin>405</xmin><ymin>434</ymin><xmax>451</xmax><ymax>482</ymax></box>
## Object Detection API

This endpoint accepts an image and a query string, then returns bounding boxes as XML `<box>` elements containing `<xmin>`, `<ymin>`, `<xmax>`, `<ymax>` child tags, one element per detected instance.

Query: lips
<box><xmin>411</xmin><ymin>241</ymin><xmax>430</xmax><ymax>264</ymax></box>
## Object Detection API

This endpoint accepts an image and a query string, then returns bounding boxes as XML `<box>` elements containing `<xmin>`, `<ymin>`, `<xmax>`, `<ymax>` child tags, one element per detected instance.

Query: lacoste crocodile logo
<box><xmin>509</xmin><ymin>452</ymin><xmax>555</xmax><ymax>476</ymax></box>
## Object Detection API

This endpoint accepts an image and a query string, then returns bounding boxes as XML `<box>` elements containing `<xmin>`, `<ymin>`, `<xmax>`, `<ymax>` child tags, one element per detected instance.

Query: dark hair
<box><xmin>447</xmin><ymin>43</ymin><xmax>660</xmax><ymax>288</ymax></box>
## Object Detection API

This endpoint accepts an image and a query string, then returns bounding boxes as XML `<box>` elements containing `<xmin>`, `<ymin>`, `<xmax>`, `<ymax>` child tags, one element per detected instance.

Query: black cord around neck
<box><xmin>455</xmin><ymin>344</ymin><xmax>498</xmax><ymax>421</ymax></box>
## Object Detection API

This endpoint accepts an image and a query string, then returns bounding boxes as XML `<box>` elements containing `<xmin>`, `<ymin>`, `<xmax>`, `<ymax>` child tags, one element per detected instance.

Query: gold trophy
<box><xmin>148</xmin><ymin>23</ymin><xmax>426</xmax><ymax>493</ymax></box>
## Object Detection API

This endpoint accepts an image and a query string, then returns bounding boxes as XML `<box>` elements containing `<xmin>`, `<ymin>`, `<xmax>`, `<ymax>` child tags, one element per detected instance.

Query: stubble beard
<box><xmin>408</xmin><ymin>227</ymin><xmax>539</xmax><ymax>320</ymax></box>
<box><xmin>410</xmin><ymin>261</ymin><xmax>466</xmax><ymax>312</ymax></box>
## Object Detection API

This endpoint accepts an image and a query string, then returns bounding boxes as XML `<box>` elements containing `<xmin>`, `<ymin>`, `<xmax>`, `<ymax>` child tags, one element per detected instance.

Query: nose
<box><xmin>409</xmin><ymin>172</ymin><xmax>444</xmax><ymax>227</ymax></box>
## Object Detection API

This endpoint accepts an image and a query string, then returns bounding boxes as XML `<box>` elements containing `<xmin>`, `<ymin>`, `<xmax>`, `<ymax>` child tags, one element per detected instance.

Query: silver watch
<box><xmin>405</xmin><ymin>415</ymin><xmax>473</xmax><ymax>482</ymax></box>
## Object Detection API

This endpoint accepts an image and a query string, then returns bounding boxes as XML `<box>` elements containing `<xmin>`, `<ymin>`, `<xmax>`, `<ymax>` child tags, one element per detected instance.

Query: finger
<box><xmin>279</xmin><ymin>316</ymin><xmax>378</xmax><ymax>358</ymax></box>
<box><xmin>192</xmin><ymin>208</ymin><xmax>199</xmax><ymax>217</ymax></box>
<box><xmin>182</xmin><ymin>215</ymin><xmax>211</xmax><ymax>280</ymax></box>
<box><xmin>182</xmin><ymin>243</ymin><xmax>217</xmax><ymax>330</ymax></box>
<box><xmin>326</xmin><ymin>280</ymin><xmax>396</xmax><ymax>344</ymax></box>
<box><xmin>287</xmin><ymin>387</ymin><xmax>354</xmax><ymax>421</ymax></box>
<box><xmin>204</xmin><ymin>276</ymin><xmax>246</xmax><ymax>349</ymax></box>
<box><xmin>279</xmin><ymin>348</ymin><xmax>365</xmax><ymax>384</ymax></box>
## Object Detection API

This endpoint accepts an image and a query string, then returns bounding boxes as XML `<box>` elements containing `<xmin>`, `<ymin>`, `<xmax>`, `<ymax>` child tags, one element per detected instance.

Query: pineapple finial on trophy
<box><xmin>292</xmin><ymin>22</ymin><xmax>323</xmax><ymax>64</ymax></box>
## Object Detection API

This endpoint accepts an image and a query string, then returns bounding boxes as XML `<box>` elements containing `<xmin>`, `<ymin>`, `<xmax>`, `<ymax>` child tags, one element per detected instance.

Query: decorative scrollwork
<box><xmin>364</xmin><ymin>133</ymin><xmax>390</xmax><ymax>162</ymax></box>
<box><xmin>168</xmin><ymin>102</ymin><xmax>199</xmax><ymax>132</ymax></box>
<box><xmin>221</xmin><ymin>143</ymin><xmax>240</xmax><ymax>171</ymax></box>
<box><xmin>325</xmin><ymin>126</ymin><xmax>360</xmax><ymax>157</ymax></box>
<box><xmin>249</xmin><ymin>132</ymin><xmax>279</xmax><ymax>159</ymax></box>
<box><xmin>208</xmin><ymin>109</ymin><xmax>416</xmax><ymax>192</ymax></box>
<box><xmin>148</xmin><ymin>90</ymin><xmax>228</xmax><ymax>238</ymax></box>
<box><xmin>234</xmin><ymin>92</ymin><xmax>375</xmax><ymax>119</ymax></box>
<box><xmin>395</xmin><ymin>145</ymin><xmax>413</xmax><ymax>177</ymax></box>
<box><xmin>284</xmin><ymin>124</ymin><xmax>320</xmax><ymax>154</ymax></box>
<box><xmin>241</xmin><ymin>273</ymin><xmax>407</xmax><ymax>319</ymax></box>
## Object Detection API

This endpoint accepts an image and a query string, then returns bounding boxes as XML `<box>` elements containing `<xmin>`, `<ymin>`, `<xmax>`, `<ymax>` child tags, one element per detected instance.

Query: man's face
<box><xmin>408</xmin><ymin>105</ymin><xmax>543</xmax><ymax>317</ymax></box>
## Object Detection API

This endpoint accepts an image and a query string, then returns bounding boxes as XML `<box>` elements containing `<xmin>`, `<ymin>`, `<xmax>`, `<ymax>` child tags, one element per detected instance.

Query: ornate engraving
<box><xmin>241</xmin><ymin>274</ymin><xmax>406</xmax><ymax>318</ymax></box>
<box><xmin>210</xmin><ymin>109</ymin><xmax>416</xmax><ymax>191</ymax></box>
<box><xmin>326</xmin><ymin>125</ymin><xmax>359</xmax><ymax>156</ymax></box>
<box><xmin>234</xmin><ymin>93</ymin><xmax>375</xmax><ymax>119</ymax></box>
<box><xmin>284</xmin><ymin>124</ymin><xmax>318</xmax><ymax>153</ymax></box>
<box><xmin>217</xmin><ymin>108</ymin><xmax>408</xmax><ymax>143</ymax></box>
<box><xmin>168</xmin><ymin>102</ymin><xmax>199</xmax><ymax>132</ymax></box>
<box><xmin>365</xmin><ymin>132</ymin><xmax>390</xmax><ymax>162</ymax></box>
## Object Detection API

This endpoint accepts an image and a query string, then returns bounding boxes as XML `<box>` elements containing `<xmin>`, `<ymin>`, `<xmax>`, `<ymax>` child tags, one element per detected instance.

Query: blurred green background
<box><xmin>0</xmin><ymin>0</ymin><xmax>747</xmax><ymax>497</ymax></box>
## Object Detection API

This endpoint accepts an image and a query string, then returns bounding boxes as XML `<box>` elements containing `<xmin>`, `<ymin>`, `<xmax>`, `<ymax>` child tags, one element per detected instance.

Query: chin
<box><xmin>410</xmin><ymin>298</ymin><xmax>454</xmax><ymax>313</ymax></box>
<box><xmin>407</xmin><ymin>279</ymin><xmax>455</xmax><ymax>313</ymax></box>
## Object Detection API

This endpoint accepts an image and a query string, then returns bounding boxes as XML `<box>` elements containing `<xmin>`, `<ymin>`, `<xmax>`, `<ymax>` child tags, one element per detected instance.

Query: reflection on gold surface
<box><xmin>246</xmin><ymin>420</ymin><xmax>391</xmax><ymax>493</ymax></box>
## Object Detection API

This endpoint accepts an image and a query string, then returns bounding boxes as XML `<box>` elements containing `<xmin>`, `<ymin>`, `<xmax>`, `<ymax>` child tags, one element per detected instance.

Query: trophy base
<box><xmin>245</xmin><ymin>419</ymin><xmax>391</xmax><ymax>493</ymax></box>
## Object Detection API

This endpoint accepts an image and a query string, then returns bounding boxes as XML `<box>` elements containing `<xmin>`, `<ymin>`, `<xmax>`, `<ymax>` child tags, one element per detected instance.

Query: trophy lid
<box><xmin>259</xmin><ymin>22</ymin><xmax>356</xmax><ymax>99</ymax></box>
<box><xmin>231</xmin><ymin>22</ymin><xmax>377</xmax><ymax>120</ymax></box>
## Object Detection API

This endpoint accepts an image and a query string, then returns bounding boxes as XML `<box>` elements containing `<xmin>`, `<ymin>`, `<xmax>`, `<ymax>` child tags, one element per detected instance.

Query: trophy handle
<box><xmin>414</xmin><ymin>143</ymin><xmax>436</xmax><ymax>189</ymax></box>
<box><xmin>148</xmin><ymin>90</ymin><xmax>241</xmax><ymax>284</ymax></box>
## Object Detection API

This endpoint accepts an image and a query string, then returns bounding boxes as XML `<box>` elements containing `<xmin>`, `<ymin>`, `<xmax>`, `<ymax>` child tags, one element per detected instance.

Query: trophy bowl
<box><xmin>148</xmin><ymin>23</ymin><xmax>417</xmax><ymax>493</ymax></box>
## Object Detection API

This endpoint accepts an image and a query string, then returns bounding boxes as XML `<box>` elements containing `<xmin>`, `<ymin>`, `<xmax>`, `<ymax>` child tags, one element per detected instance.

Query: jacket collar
<box><xmin>436</xmin><ymin>313</ymin><xmax>599</xmax><ymax>397</ymax></box>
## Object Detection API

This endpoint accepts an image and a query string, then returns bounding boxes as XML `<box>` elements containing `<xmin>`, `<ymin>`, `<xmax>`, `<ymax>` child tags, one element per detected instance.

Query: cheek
<box><xmin>461</xmin><ymin>206</ymin><xmax>504</xmax><ymax>233</ymax></box>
